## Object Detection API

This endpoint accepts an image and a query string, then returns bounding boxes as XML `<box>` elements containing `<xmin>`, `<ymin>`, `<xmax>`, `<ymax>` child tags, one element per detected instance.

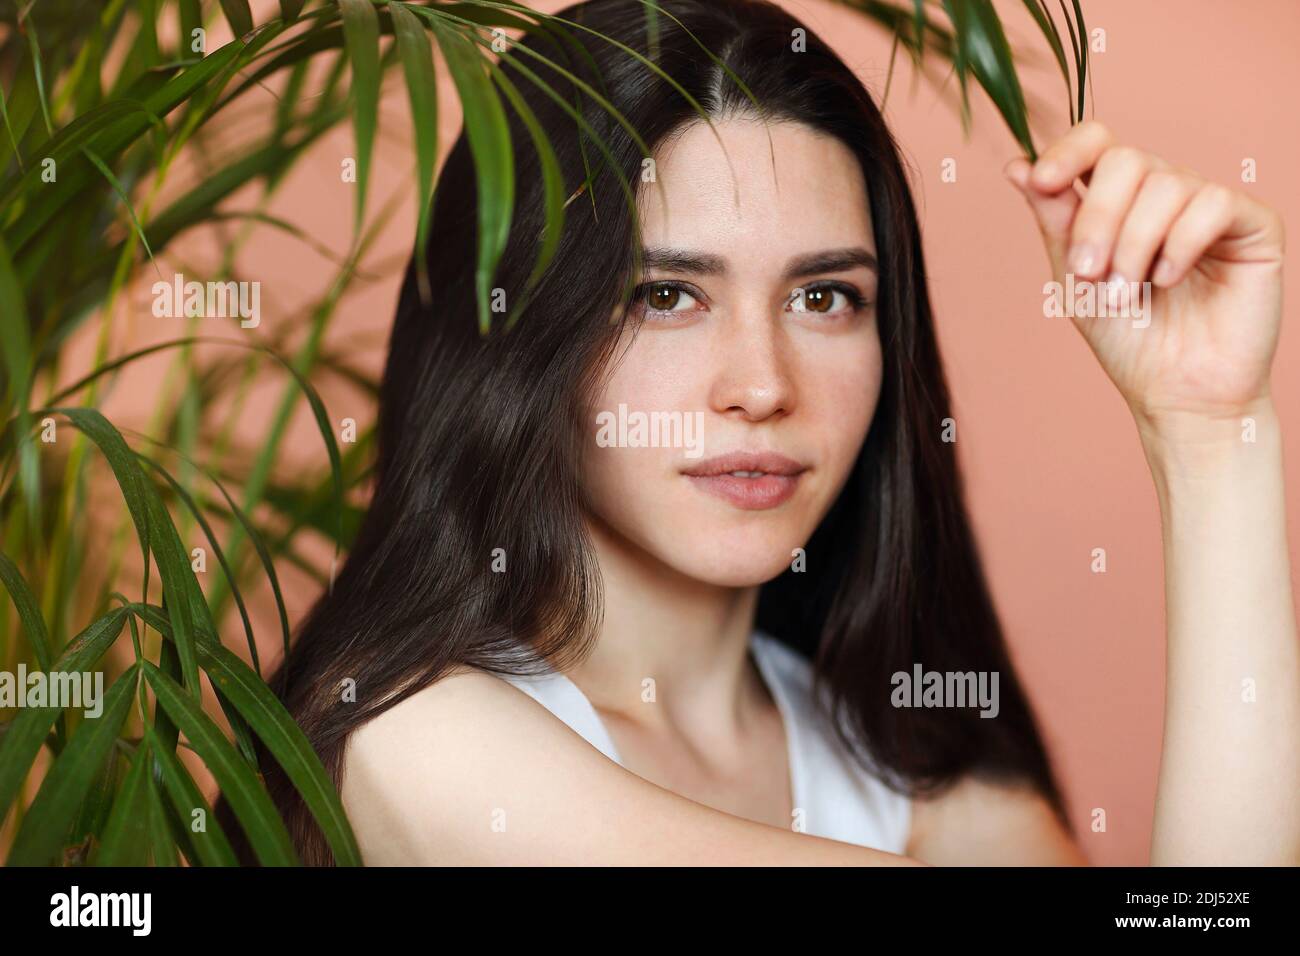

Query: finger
<box><xmin>1005</xmin><ymin>157</ymin><xmax>1080</xmax><ymax>276</ymax></box>
<box><xmin>1109</xmin><ymin>171</ymin><xmax>1199</xmax><ymax>284</ymax></box>
<box><xmin>1030</xmin><ymin>120</ymin><xmax>1115</xmax><ymax>193</ymax></box>
<box><xmin>1066</xmin><ymin>146</ymin><xmax>1154</xmax><ymax>279</ymax></box>
<box><xmin>1152</xmin><ymin>183</ymin><xmax>1261</xmax><ymax>287</ymax></box>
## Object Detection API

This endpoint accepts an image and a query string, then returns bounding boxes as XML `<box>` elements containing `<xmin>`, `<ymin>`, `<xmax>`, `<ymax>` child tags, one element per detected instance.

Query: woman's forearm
<box><xmin>1139</xmin><ymin>399</ymin><xmax>1300</xmax><ymax>865</ymax></box>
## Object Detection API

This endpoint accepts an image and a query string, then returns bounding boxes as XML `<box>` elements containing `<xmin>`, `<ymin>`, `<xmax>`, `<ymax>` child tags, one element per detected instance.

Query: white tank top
<box><xmin>498</xmin><ymin>630</ymin><xmax>912</xmax><ymax>853</ymax></box>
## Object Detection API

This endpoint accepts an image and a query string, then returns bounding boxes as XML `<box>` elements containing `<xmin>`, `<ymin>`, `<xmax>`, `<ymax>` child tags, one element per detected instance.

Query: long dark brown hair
<box><xmin>218</xmin><ymin>0</ymin><xmax>1066</xmax><ymax>865</ymax></box>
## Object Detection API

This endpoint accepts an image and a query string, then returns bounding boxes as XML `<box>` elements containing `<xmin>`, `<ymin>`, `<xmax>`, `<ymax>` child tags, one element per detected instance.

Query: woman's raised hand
<box><xmin>1005</xmin><ymin>121</ymin><xmax>1284</xmax><ymax>436</ymax></box>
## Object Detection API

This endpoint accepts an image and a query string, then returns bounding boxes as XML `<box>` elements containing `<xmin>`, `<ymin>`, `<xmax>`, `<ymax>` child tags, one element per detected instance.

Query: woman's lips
<box><xmin>680</xmin><ymin>452</ymin><xmax>808</xmax><ymax>511</ymax></box>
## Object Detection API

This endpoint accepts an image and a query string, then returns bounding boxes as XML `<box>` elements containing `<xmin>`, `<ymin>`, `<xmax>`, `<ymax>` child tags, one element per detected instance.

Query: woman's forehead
<box><xmin>636</xmin><ymin>116</ymin><xmax>875</xmax><ymax>263</ymax></box>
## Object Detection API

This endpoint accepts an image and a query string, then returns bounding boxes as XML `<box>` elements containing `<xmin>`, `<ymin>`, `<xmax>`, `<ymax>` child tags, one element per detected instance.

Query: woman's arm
<box><xmin>1007</xmin><ymin>121</ymin><xmax>1299</xmax><ymax>865</ymax></box>
<box><xmin>343</xmin><ymin>667</ymin><xmax>924</xmax><ymax>865</ymax></box>
<box><xmin>1140</xmin><ymin>402</ymin><xmax>1299</xmax><ymax>864</ymax></box>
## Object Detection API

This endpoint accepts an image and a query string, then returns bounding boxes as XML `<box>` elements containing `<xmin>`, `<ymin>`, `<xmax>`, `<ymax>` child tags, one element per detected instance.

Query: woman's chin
<box><xmin>665</xmin><ymin>541</ymin><xmax>807</xmax><ymax>589</ymax></box>
<box><xmin>692</xmin><ymin>567</ymin><xmax>797</xmax><ymax>588</ymax></box>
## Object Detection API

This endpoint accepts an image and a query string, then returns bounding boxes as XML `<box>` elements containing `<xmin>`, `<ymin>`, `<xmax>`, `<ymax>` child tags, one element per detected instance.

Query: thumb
<box><xmin>1004</xmin><ymin>157</ymin><xmax>1078</xmax><ymax>279</ymax></box>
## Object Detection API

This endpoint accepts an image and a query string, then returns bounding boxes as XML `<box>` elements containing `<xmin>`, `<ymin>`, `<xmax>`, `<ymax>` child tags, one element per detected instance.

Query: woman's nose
<box><xmin>706</xmin><ymin>314</ymin><xmax>796</xmax><ymax>422</ymax></box>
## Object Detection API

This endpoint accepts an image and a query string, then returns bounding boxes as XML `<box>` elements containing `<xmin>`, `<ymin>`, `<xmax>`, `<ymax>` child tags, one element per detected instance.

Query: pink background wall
<box><xmin>82</xmin><ymin>0</ymin><xmax>1300</xmax><ymax>865</ymax></box>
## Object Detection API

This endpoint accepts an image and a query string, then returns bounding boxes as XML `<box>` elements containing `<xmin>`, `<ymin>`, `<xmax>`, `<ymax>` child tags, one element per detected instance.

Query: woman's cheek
<box><xmin>582</xmin><ymin>336</ymin><xmax>707</xmax><ymax>514</ymax></box>
<box><xmin>803</xmin><ymin>335</ymin><xmax>883</xmax><ymax>477</ymax></box>
<box><xmin>600</xmin><ymin>328</ymin><xmax>705</xmax><ymax>415</ymax></box>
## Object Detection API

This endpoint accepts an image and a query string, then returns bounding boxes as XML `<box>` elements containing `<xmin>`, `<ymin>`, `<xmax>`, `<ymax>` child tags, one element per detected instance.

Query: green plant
<box><xmin>0</xmin><ymin>0</ymin><xmax>1087</xmax><ymax>865</ymax></box>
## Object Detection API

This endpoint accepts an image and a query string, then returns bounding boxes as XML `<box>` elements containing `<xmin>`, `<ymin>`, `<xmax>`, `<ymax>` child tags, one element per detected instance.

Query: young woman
<box><xmin>241</xmin><ymin>0</ymin><xmax>1297</xmax><ymax>865</ymax></box>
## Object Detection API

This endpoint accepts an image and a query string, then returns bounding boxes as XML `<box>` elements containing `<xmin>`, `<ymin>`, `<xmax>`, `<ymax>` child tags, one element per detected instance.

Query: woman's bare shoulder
<box><xmin>340</xmin><ymin>664</ymin><xmax>917</xmax><ymax>866</ymax></box>
<box><xmin>906</xmin><ymin>774</ymin><xmax>1087</xmax><ymax>866</ymax></box>
<box><xmin>341</xmin><ymin>664</ymin><xmax>588</xmax><ymax>864</ymax></box>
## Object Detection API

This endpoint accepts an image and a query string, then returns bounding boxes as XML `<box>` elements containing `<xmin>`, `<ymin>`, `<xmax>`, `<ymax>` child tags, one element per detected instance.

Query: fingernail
<box><xmin>1152</xmin><ymin>258</ymin><xmax>1175</xmax><ymax>286</ymax></box>
<box><xmin>1104</xmin><ymin>272</ymin><xmax>1128</xmax><ymax>308</ymax></box>
<box><xmin>1069</xmin><ymin>244</ymin><xmax>1099</xmax><ymax>277</ymax></box>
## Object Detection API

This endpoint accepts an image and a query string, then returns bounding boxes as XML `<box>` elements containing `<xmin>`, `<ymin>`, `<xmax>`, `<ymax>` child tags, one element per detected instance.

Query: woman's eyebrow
<box><xmin>640</xmin><ymin>247</ymin><xmax>726</xmax><ymax>275</ymax></box>
<box><xmin>782</xmin><ymin>247</ymin><xmax>878</xmax><ymax>279</ymax></box>
<box><xmin>639</xmin><ymin>246</ymin><xmax>878</xmax><ymax>279</ymax></box>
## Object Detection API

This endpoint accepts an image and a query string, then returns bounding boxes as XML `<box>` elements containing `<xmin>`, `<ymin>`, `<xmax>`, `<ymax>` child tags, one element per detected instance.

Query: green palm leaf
<box><xmin>142</xmin><ymin>660</ymin><xmax>299</xmax><ymax>866</ymax></box>
<box><xmin>0</xmin><ymin>608</ymin><xmax>130</xmax><ymax>827</ymax></box>
<box><xmin>340</xmin><ymin>0</ymin><xmax>381</xmax><ymax>239</ymax></box>
<box><xmin>6</xmin><ymin>666</ymin><xmax>139</xmax><ymax>866</ymax></box>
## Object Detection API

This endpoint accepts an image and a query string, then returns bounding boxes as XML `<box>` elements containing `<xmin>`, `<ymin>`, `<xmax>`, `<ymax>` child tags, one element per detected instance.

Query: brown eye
<box><xmin>648</xmin><ymin>285</ymin><xmax>681</xmax><ymax>311</ymax></box>
<box><xmin>801</xmin><ymin>287</ymin><xmax>833</xmax><ymax>313</ymax></box>
<box><xmin>638</xmin><ymin>282</ymin><xmax>701</xmax><ymax>315</ymax></box>
<box><xmin>788</xmin><ymin>283</ymin><xmax>862</xmax><ymax>316</ymax></box>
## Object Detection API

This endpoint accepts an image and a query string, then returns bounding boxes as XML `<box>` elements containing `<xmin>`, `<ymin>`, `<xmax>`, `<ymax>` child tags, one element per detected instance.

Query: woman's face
<box><xmin>582</xmin><ymin>116</ymin><xmax>883</xmax><ymax>587</ymax></box>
